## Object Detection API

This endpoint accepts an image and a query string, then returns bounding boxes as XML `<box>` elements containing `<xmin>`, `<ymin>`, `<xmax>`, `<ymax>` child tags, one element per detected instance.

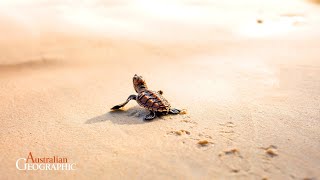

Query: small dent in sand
<box><xmin>256</xmin><ymin>19</ymin><xmax>263</xmax><ymax>24</ymax></box>
<box><xmin>219</xmin><ymin>148</ymin><xmax>242</xmax><ymax>158</ymax></box>
<box><xmin>261</xmin><ymin>145</ymin><xmax>278</xmax><ymax>157</ymax></box>
<box><xmin>197</xmin><ymin>140</ymin><xmax>213</xmax><ymax>146</ymax></box>
<box><xmin>219</xmin><ymin>121</ymin><xmax>235</xmax><ymax>127</ymax></box>
<box><xmin>168</xmin><ymin>130</ymin><xmax>190</xmax><ymax>136</ymax></box>
<box><xmin>224</xmin><ymin>148</ymin><xmax>239</xmax><ymax>155</ymax></box>
<box><xmin>179</xmin><ymin>109</ymin><xmax>188</xmax><ymax>114</ymax></box>
<box><xmin>198</xmin><ymin>140</ymin><xmax>208</xmax><ymax>145</ymax></box>
<box><xmin>303</xmin><ymin>177</ymin><xmax>317</xmax><ymax>180</ymax></box>
<box><xmin>266</xmin><ymin>149</ymin><xmax>278</xmax><ymax>157</ymax></box>
<box><xmin>231</xmin><ymin>169</ymin><xmax>240</xmax><ymax>173</ymax></box>
<box><xmin>180</xmin><ymin>119</ymin><xmax>197</xmax><ymax>124</ymax></box>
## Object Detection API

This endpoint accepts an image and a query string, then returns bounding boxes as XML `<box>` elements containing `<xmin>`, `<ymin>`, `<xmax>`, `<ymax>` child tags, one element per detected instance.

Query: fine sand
<box><xmin>0</xmin><ymin>0</ymin><xmax>320</xmax><ymax>179</ymax></box>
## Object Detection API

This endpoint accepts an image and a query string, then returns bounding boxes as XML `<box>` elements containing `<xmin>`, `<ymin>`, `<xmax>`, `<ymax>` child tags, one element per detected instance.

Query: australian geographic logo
<box><xmin>16</xmin><ymin>152</ymin><xmax>76</xmax><ymax>171</ymax></box>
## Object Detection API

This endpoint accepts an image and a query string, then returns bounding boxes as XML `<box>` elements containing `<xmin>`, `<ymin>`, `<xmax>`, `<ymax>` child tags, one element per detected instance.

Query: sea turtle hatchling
<box><xmin>111</xmin><ymin>74</ymin><xmax>181</xmax><ymax>120</ymax></box>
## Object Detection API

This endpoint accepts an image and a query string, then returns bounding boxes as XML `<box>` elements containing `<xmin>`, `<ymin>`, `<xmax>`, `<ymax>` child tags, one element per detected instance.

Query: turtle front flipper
<box><xmin>144</xmin><ymin>111</ymin><xmax>156</xmax><ymax>121</ymax></box>
<box><xmin>111</xmin><ymin>95</ymin><xmax>137</xmax><ymax>110</ymax></box>
<box><xmin>169</xmin><ymin>108</ymin><xmax>180</xmax><ymax>114</ymax></box>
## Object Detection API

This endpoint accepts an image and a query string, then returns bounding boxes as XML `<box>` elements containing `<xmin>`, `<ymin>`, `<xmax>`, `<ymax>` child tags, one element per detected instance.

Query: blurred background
<box><xmin>1</xmin><ymin>0</ymin><xmax>320</xmax><ymax>65</ymax></box>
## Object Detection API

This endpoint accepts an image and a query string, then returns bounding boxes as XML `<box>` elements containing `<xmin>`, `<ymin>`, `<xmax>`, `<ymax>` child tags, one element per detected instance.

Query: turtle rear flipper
<box><xmin>169</xmin><ymin>108</ymin><xmax>180</xmax><ymax>114</ymax></box>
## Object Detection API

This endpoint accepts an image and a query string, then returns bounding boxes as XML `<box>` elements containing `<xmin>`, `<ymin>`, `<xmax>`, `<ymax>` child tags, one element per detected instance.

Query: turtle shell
<box><xmin>137</xmin><ymin>90</ymin><xmax>170</xmax><ymax>112</ymax></box>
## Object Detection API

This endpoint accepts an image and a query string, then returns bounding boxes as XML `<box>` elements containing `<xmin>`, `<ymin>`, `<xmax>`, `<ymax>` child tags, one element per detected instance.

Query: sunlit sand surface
<box><xmin>0</xmin><ymin>0</ymin><xmax>320</xmax><ymax>179</ymax></box>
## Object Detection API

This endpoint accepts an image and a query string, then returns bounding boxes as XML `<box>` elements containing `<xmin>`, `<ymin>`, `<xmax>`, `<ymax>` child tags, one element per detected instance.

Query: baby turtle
<box><xmin>111</xmin><ymin>74</ymin><xmax>181</xmax><ymax>120</ymax></box>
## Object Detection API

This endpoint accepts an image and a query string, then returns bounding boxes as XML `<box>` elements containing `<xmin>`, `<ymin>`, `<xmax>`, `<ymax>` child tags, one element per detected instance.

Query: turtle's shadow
<box><xmin>85</xmin><ymin>106</ymin><xmax>150</xmax><ymax>125</ymax></box>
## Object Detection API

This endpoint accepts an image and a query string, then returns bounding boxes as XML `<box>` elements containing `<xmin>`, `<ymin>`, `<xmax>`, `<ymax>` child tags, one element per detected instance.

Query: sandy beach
<box><xmin>0</xmin><ymin>0</ymin><xmax>320</xmax><ymax>179</ymax></box>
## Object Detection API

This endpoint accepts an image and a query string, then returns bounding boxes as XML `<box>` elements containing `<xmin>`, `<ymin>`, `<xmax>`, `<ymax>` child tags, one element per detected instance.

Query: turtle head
<box><xmin>133</xmin><ymin>74</ymin><xmax>147</xmax><ymax>93</ymax></box>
